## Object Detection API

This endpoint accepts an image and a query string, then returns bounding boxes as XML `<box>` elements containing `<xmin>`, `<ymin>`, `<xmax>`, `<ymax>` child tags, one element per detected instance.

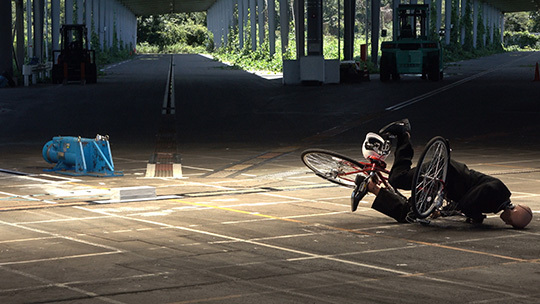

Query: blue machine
<box><xmin>42</xmin><ymin>135</ymin><xmax>123</xmax><ymax>177</ymax></box>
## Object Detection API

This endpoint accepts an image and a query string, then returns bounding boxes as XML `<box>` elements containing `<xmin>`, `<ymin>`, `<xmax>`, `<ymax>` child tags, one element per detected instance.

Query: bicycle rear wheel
<box><xmin>302</xmin><ymin>149</ymin><xmax>365</xmax><ymax>188</ymax></box>
<box><xmin>411</xmin><ymin>137</ymin><xmax>450</xmax><ymax>219</ymax></box>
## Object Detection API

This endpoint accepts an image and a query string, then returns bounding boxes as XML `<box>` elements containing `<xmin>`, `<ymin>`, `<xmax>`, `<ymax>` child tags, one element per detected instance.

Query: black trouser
<box><xmin>372</xmin><ymin>133</ymin><xmax>511</xmax><ymax>222</ymax></box>
<box><xmin>371</xmin><ymin>134</ymin><xmax>414</xmax><ymax>223</ymax></box>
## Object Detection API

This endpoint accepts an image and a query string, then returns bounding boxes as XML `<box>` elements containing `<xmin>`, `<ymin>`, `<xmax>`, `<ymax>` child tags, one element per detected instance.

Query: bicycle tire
<box><xmin>411</xmin><ymin>136</ymin><xmax>450</xmax><ymax>219</ymax></box>
<box><xmin>302</xmin><ymin>149</ymin><xmax>366</xmax><ymax>188</ymax></box>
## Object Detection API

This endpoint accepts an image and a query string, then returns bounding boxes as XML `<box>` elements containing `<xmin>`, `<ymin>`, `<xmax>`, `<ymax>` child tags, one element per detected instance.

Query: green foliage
<box><xmin>505</xmin><ymin>12</ymin><xmax>532</xmax><ymax>32</ymax></box>
<box><xmin>476</xmin><ymin>8</ymin><xmax>485</xmax><ymax>49</ymax></box>
<box><xmin>504</xmin><ymin>31</ymin><xmax>540</xmax><ymax>49</ymax></box>
<box><xmin>461</xmin><ymin>0</ymin><xmax>474</xmax><ymax>52</ymax></box>
<box><xmin>136</xmin><ymin>13</ymin><xmax>214</xmax><ymax>54</ymax></box>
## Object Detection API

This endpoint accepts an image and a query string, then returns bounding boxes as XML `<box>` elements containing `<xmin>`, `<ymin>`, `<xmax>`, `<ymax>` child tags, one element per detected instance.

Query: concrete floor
<box><xmin>0</xmin><ymin>51</ymin><xmax>539</xmax><ymax>303</ymax></box>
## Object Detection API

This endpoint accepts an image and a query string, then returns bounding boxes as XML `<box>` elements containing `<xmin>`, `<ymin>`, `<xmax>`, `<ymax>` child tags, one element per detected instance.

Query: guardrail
<box><xmin>22</xmin><ymin>62</ymin><xmax>53</xmax><ymax>86</ymax></box>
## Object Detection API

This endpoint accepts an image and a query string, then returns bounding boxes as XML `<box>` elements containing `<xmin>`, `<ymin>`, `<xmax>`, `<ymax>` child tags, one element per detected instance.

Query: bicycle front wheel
<box><xmin>411</xmin><ymin>137</ymin><xmax>450</xmax><ymax>219</ymax></box>
<box><xmin>302</xmin><ymin>149</ymin><xmax>365</xmax><ymax>188</ymax></box>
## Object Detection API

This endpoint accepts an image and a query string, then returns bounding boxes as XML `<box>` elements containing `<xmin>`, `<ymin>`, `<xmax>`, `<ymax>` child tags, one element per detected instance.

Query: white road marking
<box><xmin>75</xmin><ymin>206</ymin><xmax>413</xmax><ymax>276</ymax></box>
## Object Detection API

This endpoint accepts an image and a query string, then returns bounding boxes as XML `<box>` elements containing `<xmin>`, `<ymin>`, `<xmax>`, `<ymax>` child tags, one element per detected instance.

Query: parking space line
<box><xmin>167</xmin><ymin>199</ymin><xmax>530</xmax><ymax>263</ymax></box>
<box><xmin>0</xmin><ymin>266</ymin><xmax>126</xmax><ymax>304</ymax></box>
<box><xmin>75</xmin><ymin>205</ymin><xmax>412</xmax><ymax>276</ymax></box>
<box><xmin>0</xmin><ymin>251</ymin><xmax>120</xmax><ymax>266</ymax></box>
<box><xmin>0</xmin><ymin>219</ymin><xmax>123</xmax><ymax>253</ymax></box>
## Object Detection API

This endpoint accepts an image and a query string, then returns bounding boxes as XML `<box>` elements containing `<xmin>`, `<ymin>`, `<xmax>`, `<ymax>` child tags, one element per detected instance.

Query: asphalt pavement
<box><xmin>0</xmin><ymin>51</ymin><xmax>539</xmax><ymax>303</ymax></box>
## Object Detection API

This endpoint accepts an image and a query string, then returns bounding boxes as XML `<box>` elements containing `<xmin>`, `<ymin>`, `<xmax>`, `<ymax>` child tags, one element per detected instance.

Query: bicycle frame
<box><xmin>356</xmin><ymin>158</ymin><xmax>395</xmax><ymax>191</ymax></box>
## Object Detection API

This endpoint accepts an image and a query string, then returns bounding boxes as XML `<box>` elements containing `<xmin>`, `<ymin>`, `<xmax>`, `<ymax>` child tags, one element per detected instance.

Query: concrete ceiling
<box><xmin>118</xmin><ymin>0</ymin><xmax>217</xmax><ymax>15</ymax></box>
<box><xmin>118</xmin><ymin>0</ymin><xmax>540</xmax><ymax>16</ymax></box>
<box><xmin>485</xmin><ymin>0</ymin><xmax>540</xmax><ymax>12</ymax></box>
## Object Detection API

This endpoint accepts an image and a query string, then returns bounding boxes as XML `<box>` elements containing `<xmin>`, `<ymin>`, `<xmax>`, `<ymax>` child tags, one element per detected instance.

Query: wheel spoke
<box><xmin>302</xmin><ymin>149</ymin><xmax>365</xmax><ymax>188</ymax></box>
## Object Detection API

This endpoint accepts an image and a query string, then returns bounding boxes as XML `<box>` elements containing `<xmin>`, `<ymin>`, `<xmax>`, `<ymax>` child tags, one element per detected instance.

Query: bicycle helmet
<box><xmin>362</xmin><ymin>132</ymin><xmax>391</xmax><ymax>161</ymax></box>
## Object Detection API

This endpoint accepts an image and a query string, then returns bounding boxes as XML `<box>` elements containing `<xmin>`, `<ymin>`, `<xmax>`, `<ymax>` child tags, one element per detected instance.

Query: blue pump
<box><xmin>42</xmin><ymin>134</ymin><xmax>123</xmax><ymax>177</ymax></box>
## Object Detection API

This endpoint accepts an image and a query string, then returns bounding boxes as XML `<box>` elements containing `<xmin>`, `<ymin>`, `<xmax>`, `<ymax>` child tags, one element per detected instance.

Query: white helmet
<box><xmin>362</xmin><ymin>132</ymin><xmax>391</xmax><ymax>161</ymax></box>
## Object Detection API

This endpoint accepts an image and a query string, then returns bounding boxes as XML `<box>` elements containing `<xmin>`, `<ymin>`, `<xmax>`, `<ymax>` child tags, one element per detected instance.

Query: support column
<box><xmin>268</xmin><ymin>0</ymin><xmax>276</xmax><ymax>55</ymax></box>
<box><xmin>34</xmin><ymin>0</ymin><xmax>45</xmax><ymax>62</ymax></box>
<box><xmin>238</xmin><ymin>0</ymin><xmax>244</xmax><ymax>49</ymax></box>
<box><xmin>0</xmin><ymin>0</ymin><xmax>12</xmax><ymax>76</ymax></box>
<box><xmin>27</xmin><ymin>0</ymin><xmax>33</xmax><ymax>59</ymax></box>
<box><xmin>482</xmin><ymin>2</ymin><xmax>487</xmax><ymax>46</ymax></box>
<box><xmin>279</xmin><ymin>0</ymin><xmax>289</xmax><ymax>54</ymax></box>
<box><xmin>460</xmin><ymin>0</ymin><xmax>466</xmax><ymax>45</ymax></box>
<box><xmin>66</xmin><ymin>0</ymin><xmax>74</xmax><ymax>24</ymax></box>
<box><xmin>294</xmin><ymin>0</ymin><xmax>305</xmax><ymax>58</ymax></box>
<box><xmin>445</xmin><ymin>0</ymin><xmax>451</xmax><ymax>45</ymax></box>
<box><xmin>489</xmin><ymin>5</ymin><xmax>494</xmax><ymax>44</ymax></box>
<box><xmin>500</xmin><ymin>11</ymin><xmax>504</xmax><ymax>43</ymax></box>
<box><xmin>472</xmin><ymin>0</ymin><xmax>477</xmax><ymax>48</ymax></box>
<box><xmin>258</xmin><ymin>0</ymin><xmax>265</xmax><ymax>47</ymax></box>
<box><xmin>393</xmin><ymin>0</ymin><xmax>399</xmax><ymax>40</ymax></box>
<box><xmin>343</xmin><ymin>0</ymin><xmax>355</xmax><ymax>61</ymax></box>
<box><xmin>93</xmin><ymin>0</ymin><xmax>100</xmax><ymax>49</ymax></box>
<box><xmin>15</xmin><ymin>0</ymin><xmax>25</xmax><ymax>72</ymax></box>
<box><xmin>86</xmin><ymin>0</ymin><xmax>93</xmax><ymax>48</ymax></box>
<box><xmin>436</xmin><ymin>0</ymin><xmax>442</xmax><ymax>33</ymax></box>
<box><xmin>52</xmin><ymin>0</ymin><xmax>60</xmax><ymax>52</ymax></box>
<box><xmin>371</xmin><ymin>0</ymin><xmax>380</xmax><ymax>67</ymax></box>
<box><xmin>99</xmin><ymin>0</ymin><xmax>105</xmax><ymax>49</ymax></box>
<box><xmin>250</xmin><ymin>0</ymin><xmax>257</xmax><ymax>50</ymax></box>
<box><xmin>108</xmin><ymin>0</ymin><xmax>113</xmax><ymax>49</ymax></box>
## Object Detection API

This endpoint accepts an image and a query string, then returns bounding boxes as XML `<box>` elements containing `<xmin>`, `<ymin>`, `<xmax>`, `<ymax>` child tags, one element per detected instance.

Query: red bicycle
<box><xmin>302</xmin><ymin>136</ymin><xmax>453</xmax><ymax>222</ymax></box>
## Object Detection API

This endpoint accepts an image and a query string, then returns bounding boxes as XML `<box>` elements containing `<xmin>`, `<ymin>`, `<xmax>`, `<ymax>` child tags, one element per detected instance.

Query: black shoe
<box><xmin>351</xmin><ymin>175</ymin><xmax>367</xmax><ymax>212</ymax></box>
<box><xmin>466</xmin><ymin>214</ymin><xmax>486</xmax><ymax>225</ymax></box>
<box><xmin>379</xmin><ymin>119</ymin><xmax>411</xmax><ymax>136</ymax></box>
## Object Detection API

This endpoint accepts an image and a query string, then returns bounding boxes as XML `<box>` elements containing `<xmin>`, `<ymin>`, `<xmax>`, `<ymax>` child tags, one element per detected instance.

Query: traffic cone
<box><xmin>534</xmin><ymin>62</ymin><xmax>540</xmax><ymax>82</ymax></box>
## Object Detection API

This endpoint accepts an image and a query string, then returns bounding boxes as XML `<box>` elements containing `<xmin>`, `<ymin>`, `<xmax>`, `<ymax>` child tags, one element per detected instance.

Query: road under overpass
<box><xmin>1</xmin><ymin>0</ymin><xmax>540</xmax><ymax>83</ymax></box>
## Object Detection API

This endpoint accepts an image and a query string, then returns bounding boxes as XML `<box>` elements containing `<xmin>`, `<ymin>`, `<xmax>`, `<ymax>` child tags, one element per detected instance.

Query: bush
<box><xmin>504</xmin><ymin>31</ymin><xmax>540</xmax><ymax>49</ymax></box>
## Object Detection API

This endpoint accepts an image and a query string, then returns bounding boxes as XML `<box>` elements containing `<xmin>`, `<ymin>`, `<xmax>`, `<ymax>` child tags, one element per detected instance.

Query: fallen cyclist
<box><xmin>352</xmin><ymin>119</ymin><xmax>533</xmax><ymax>229</ymax></box>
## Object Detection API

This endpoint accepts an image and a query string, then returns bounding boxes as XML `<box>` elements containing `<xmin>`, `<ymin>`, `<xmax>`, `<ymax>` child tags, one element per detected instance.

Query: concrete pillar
<box><xmin>15</xmin><ymin>0</ymin><xmax>25</xmax><ymax>71</ymax></box>
<box><xmin>86</xmin><ymin>0</ymin><xmax>93</xmax><ymax>48</ymax></box>
<box><xmin>294</xmin><ymin>0</ymin><xmax>305</xmax><ymax>58</ymax></box>
<box><xmin>92</xmin><ymin>0</ymin><xmax>99</xmax><ymax>48</ymax></box>
<box><xmin>445</xmin><ymin>0</ymin><xmax>451</xmax><ymax>45</ymax></box>
<box><xmin>436</xmin><ymin>0</ymin><xmax>442</xmax><ymax>33</ymax></box>
<box><xmin>250</xmin><ymin>0</ymin><xmax>257</xmax><ymax>50</ymax></box>
<box><xmin>343</xmin><ymin>0</ymin><xmax>355</xmax><ymax>60</ymax></box>
<box><xmin>371</xmin><ymin>0</ymin><xmax>380</xmax><ymax>67</ymax></box>
<box><xmin>460</xmin><ymin>0</ymin><xmax>466</xmax><ymax>45</ymax></box>
<box><xmin>489</xmin><ymin>5</ymin><xmax>494</xmax><ymax>44</ymax></box>
<box><xmin>279</xmin><ymin>0</ymin><xmax>289</xmax><ymax>55</ymax></box>
<box><xmin>108</xmin><ymin>0</ymin><xmax>113</xmax><ymax>49</ymax></box>
<box><xmin>392</xmin><ymin>0</ymin><xmax>399</xmax><ymax>41</ymax></box>
<box><xmin>239</xmin><ymin>0</ymin><xmax>244</xmax><ymax>49</ymax></box>
<box><xmin>500</xmin><ymin>12</ymin><xmax>504</xmax><ymax>43</ymax></box>
<box><xmin>0</xmin><ymin>0</ymin><xmax>12</xmax><ymax>76</ymax></box>
<box><xmin>66</xmin><ymin>0</ymin><xmax>74</xmax><ymax>24</ymax></box>
<box><xmin>268</xmin><ymin>0</ymin><xmax>276</xmax><ymax>55</ymax></box>
<box><xmin>472</xmin><ymin>0</ymin><xmax>477</xmax><ymax>48</ymax></box>
<box><xmin>34</xmin><ymin>0</ymin><xmax>45</xmax><ymax>62</ymax></box>
<box><xmin>258</xmin><ymin>0</ymin><xmax>265</xmax><ymax>47</ymax></box>
<box><xmin>99</xmin><ymin>0</ymin><xmax>105</xmax><ymax>49</ymax></box>
<box><xmin>27</xmin><ymin>0</ymin><xmax>33</xmax><ymax>58</ymax></box>
<box><xmin>207</xmin><ymin>4</ymin><xmax>215</xmax><ymax>47</ymax></box>
<box><xmin>77</xmin><ymin>0</ymin><xmax>84</xmax><ymax>23</ymax></box>
<box><xmin>52</xmin><ymin>0</ymin><xmax>60</xmax><ymax>52</ymax></box>
<box><xmin>482</xmin><ymin>2</ymin><xmax>487</xmax><ymax>46</ymax></box>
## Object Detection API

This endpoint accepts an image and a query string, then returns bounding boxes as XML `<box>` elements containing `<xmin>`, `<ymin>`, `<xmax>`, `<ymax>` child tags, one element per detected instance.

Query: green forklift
<box><xmin>380</xmin><ymin>4</ymin><xmax>443</xmax><ymax>82</ymax></box>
